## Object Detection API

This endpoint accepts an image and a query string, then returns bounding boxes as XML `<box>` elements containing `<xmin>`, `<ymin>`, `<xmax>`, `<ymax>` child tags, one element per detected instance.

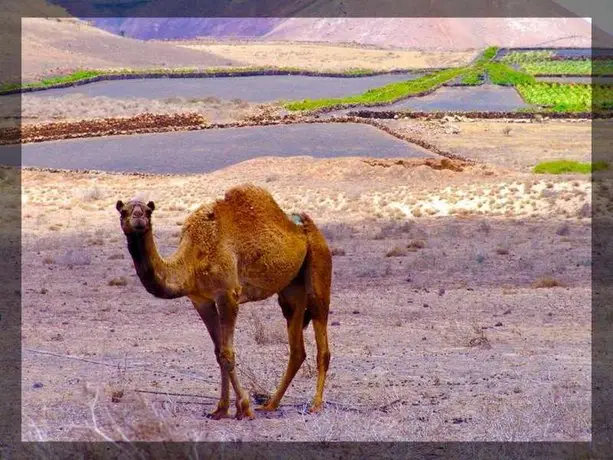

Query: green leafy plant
<box><xmin>284</xmin><ymin>67</ymin><xmax>467</xmax><ymax>111</ymax></box>
<box><xmin>515</xmin><ymin>82</ymin><xmax>596</xmax><ymax>112</ymax></box>
<box><xmin>500</xmin><ymin>50</ymin><xmax>556</xmax><ymax>63</ymax></box>
<box><xmin>533</xmin><ymin>160</ymin><xmax>608</xmax><ymax>174</ymax></box>
<box><xmin>485</xmin><ymin>63</ymin><xmax>536</xmax><ymax>85</ymax></box>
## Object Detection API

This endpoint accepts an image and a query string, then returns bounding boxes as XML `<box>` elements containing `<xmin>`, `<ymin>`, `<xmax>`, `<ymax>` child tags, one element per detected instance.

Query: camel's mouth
<box><xmin>130</xmin><ymin>217</ymin><xmax>149</xmax><ymax>232</ymax></box>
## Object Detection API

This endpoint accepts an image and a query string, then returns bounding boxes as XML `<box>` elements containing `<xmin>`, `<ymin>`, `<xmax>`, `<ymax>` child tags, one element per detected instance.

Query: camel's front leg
<box><xmin>216</xmin><ymin>291</ymin><xmax>254</xmax><ymax>420</ymax></box>
<box><xmin>191</xmin><ymin>299</ymin><xmax>231</xmax><ymax>419</ymax></box>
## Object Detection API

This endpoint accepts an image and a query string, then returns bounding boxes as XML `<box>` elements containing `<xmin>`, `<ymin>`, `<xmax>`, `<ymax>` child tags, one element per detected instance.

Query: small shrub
<box><xmin>533</xmin><ymin>160</ymin><xmax>608</xmax><ymax>175</ymax></box>
<box><xmin>496</xmin><ymin>248</ymin><xmax>509</xmax><ymax>255</ymax></box>
<box><xmin>502</xmin><ymin>126</ymin><xmax>512</xmax><ymax>136</ymax></box>
<box><xmin>532</xmin><ymin>277</ymin><xmax>565</xmax><ymax>288</ymax></box>
<box><xmin>108</xmin><ymin>254</ymin><xmax>124</xmax><ymax>260</ymax></box>
<box><xmin>478</xmin><ymin>220</ymin><xmax>491</xmax><ymax>234</ymax></box>
<box><xmin>248</xmin><ymin>311</ymin><xmax>285</xmax><ymax>345</ymax></box>
<box><xmin>407</xmin><ymin>240</ymin><xmax>426</xmax><ymax>249</ymax></box>
<box><xmin>386</xmin><ymin>247</ymin><xmax>407</xmax><ymax>257</ymax></box>
<box><xmin>330</xmin><ymin>247</ymin><xmax>346</xmax><ymax>256</ymax></box>
<box><xmin>79</xmin><ymin>187</ymin><xmax>104</xmax><ymax>202</ymax></box>
<box><xmin>42</xmin><ymin>257</ymin><xmax>54</xmax><ymax>265</ymax></box>
<box><xmin>108</xmin><ymin>277</ymin><xmax>128</xmax><ymax>287</ymax></box>
<box><xmin>57</xmin><ymin>249</ymin><xmax>91</xmax><ymax>267</ymax></box>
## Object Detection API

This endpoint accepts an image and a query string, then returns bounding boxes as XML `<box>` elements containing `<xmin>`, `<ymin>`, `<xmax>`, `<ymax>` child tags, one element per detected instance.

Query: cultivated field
<box><xmin>174</xmin><ymin>40</ymin><xmax>479</xmax><ymax>71</ymax></box>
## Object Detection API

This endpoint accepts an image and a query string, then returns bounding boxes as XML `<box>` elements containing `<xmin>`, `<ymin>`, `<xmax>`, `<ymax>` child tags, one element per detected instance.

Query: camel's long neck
<box><xmin>127</xmin><ymin>230</ymin><xmax>190</xmax><ymax>299</ymax></box>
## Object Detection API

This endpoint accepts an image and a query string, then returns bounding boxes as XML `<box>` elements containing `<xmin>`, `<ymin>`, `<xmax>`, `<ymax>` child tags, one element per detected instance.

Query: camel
<box><xmin>115</xmin><ymin>184</ymin><xmax>332</xmax><ymax>420</ymax></box>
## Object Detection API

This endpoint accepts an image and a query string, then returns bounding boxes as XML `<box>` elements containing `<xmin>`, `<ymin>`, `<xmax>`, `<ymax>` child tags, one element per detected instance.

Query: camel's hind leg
<box><xmin>300</xmin><ymin>212</ymin><xmax>332</xmax><ymax>413</ymax></box>
<box><xmin>256</xmin><ymin>283</ymin><xmax>307</xmax><ymax>411</ymax></box>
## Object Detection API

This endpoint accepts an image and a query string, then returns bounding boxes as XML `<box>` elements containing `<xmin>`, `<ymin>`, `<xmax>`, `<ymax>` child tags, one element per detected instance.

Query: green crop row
<box><xmin>515</xmin><ymin>82</ymin><xmax>611</xmax><ymax>112</ymax></box>
<box><xmin>283</xmin><ymin>67</ymin><xmax>467</xmax><ymax>111</ymax></box>
<box><xmin>500</xmin><ymin>50</ymin><xmax>556</xmax><ymax>63</ymax></box>
<box><xmin>521</xmin><ymin>60</ymin><xmax>613</xmax><ymax>76</ymax></box>
<box><xmin>533</xmin><ymin>160</ymin><xmax>608</xmax><ymax>174</ymax></box>
<box><xmin>0</xmin><ymin>66</ymin><xmax>431</xmax><ymax>95</ymax></box>
<box><xmin>484</xmin><ymin>62</ymin><xmax>536</xmax><ymax>85</ymax></box>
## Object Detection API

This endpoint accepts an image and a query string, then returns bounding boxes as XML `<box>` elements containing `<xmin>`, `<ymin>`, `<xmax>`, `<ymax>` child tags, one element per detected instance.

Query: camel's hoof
<box><xmin>236</xmin><ymin>407</ymin><xmax>255</xmax><ymax>420</ymax></box>
<box><xmin>206</xmin><ymin>408</ymin><xmax>231</xmax><ymax>420</ymax></box>
<box><xmin>255</xmin><ymin>403</ymin><xmax>279</xmax><ymax>412</ymax></box>
<box><xmin>308</xmin><ymin>402</ymin><xmax>324</xmax><ymax>414</ymax></box>
<box><xmin>236</xmin><ymin>399</ymin><xmax>255</xmax><ymax>420</ymax></box>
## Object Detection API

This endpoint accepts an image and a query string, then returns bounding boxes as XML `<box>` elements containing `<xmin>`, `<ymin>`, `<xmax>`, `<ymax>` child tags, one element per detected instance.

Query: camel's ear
<box><xmin>147</xmin><ymin>201</ymin><xmax>155</xmax><ymax>212</ymax></box>
<box><xmin>116</xmin><ymin>200</ymin><xmax>124</xmax><ymax>212</ymax></box>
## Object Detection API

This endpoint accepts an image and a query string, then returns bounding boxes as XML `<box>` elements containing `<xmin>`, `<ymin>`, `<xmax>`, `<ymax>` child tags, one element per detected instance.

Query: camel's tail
<box><xmin>297</xmin><ymin>212</ymin><xmax>332</xmax><ymax>329</ymax></box>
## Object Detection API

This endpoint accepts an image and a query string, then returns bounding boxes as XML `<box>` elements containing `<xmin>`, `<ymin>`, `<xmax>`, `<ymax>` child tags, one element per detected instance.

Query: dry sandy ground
<box><xmin>175</xmin><ymin>40</ymin><xmax>478</xmax><ymax>71</ymax></box>
<box><xmin>19</xmin><ymin>93</ymin><xmax>279</xmax><ymax>126</ymax></box>
<box><xmin>380</xmin><ymin>118</ymin><xmax>594</xmax><ymax>172</ymax></box>
<box><xmin>19</xmin><ymin>153</ymin><xmax>602</xmax><ymax>443</ymax></box>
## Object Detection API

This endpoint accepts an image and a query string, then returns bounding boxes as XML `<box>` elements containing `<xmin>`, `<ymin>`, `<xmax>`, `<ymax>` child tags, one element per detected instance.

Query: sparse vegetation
<box><xmin>284</xmin><ymin>67</ymin><xmax>468</xmax><ymax>111</ymax></box>
<box><xmin>407</xmin><ymin>240</ymin><xmax>426</xmax><ymax>249</ymax></box>
<box><xmin>533</xmin><ymin>160</ymin><xmax>608</xmax><ymax>175</ymax></box>
<box><xmin>385</xmin><ymin>246</ymin><xmax>408</xmax><ymax>257</ymax></box>
<box><xmin>1</xmin><ymin>66</ymin><xmax>436</xmax><ymax>95</ymax></box>
<box><xmin>500</xmin><ymin>50</ymin><xmax>556</xmax><ymax>64</ymax></box>
<box><xmin>108</xmin><ymin>277</ymin><xmax>128</xmax><ymax>287</ymax></box>
<box><xmin>532</xmin><ymin>277</ymin><xmax>565</xmax><ymax>288</ymax></box>
<box><xmin>484</xmin><ymin>62</ymin><xmax>536</xmax><ymax>86</ymax></box>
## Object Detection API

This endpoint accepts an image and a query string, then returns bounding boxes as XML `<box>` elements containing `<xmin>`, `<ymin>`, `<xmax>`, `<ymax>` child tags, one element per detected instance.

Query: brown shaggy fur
<box><xmin>116</xmin><ymin>184</ymin><xmax>332</xmax><ymax>420</ymax></box>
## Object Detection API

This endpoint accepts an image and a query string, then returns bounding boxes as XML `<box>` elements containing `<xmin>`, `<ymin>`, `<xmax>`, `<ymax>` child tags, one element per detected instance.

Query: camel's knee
<box><xmin>214</xmin><ymin>347</ymin><xmax>223</xmax><ymax>365</ymax></box>
<box><xmin>292</xmin><ymin>348</ymin><xmax>307</xmax><ymax>365</ymax></box>
<box><xmin>220</xmin><ymin>348</ymin><xmax>235</xmax><ymax>371</ymax></box>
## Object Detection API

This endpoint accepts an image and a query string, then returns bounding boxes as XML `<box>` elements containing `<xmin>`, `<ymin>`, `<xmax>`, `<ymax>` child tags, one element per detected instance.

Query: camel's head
<box><xmin>116</xmin><ymin>199</ymin><xmax>155</xmax><ymax>235</ymax></box>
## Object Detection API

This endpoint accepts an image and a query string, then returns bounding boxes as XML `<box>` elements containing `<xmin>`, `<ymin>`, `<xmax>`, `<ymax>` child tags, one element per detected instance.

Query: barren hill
<box><xmin>88</xmin><ymin>17</ymin><xmax>593</xmax><ymax>50</ymax></box>
<box><xmin>22</xmin><ymin>17</ymin><xmax>239</xmax><ymax>82</ymax></box>
<box><xmin>263</xmin><ymin>18</ymin><xmax>593</xmax><ymax>50</ymax></box>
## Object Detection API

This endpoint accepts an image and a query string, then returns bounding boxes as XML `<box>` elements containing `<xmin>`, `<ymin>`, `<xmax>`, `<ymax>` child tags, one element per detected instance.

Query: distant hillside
<box><xmin>263</xmin><ymin>18</ymin><xmax>594</xmax><ymax>50</ymax></box>
<box><xmin>22</xmin><ymin>17</ymin><xmax>239</xmax><ymax>81</ymax></box>
<box><xmin>87</xmin><ymin>17</ymin><xmax>593</xmax><ymax>50</ymax></box>
<box><xmin>89</xmin><ymin>18</ymin><xmax>285</xmax><ymax>40</ymax></box>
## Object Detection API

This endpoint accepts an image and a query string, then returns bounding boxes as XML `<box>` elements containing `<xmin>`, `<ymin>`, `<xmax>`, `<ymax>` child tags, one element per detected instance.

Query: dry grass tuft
<box><xmin>247</xmin><ymin>310</ymin><xmax>286</xmax><ymax>346</ymax></box>
<box><xmin>330</xmin><ymin>247</ymin><xmax>346</xmax><ymax>256</ymax></box>
<box><xmin>467</xmin><ymin>324</ymin><xmax>492</xmax><ymax>349</ymax></box>
<box><xmin>385</xmin><ymin>247</ymin><xmax>407</xmax><ymax>257</ymax></box>
<box><xmin>407</xmin><ymin>239</ymin><xmax>426</xmax><ymax>250</ymax></box>
<box><xmin>532</xmin><ymin>277</ymin><xmax>566</xmax><ymax>289</ymax></box>
<box><xmin>108</xmin><ymin>277</ymin><xmax>128</xmax><ymax>287</ymax></box>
